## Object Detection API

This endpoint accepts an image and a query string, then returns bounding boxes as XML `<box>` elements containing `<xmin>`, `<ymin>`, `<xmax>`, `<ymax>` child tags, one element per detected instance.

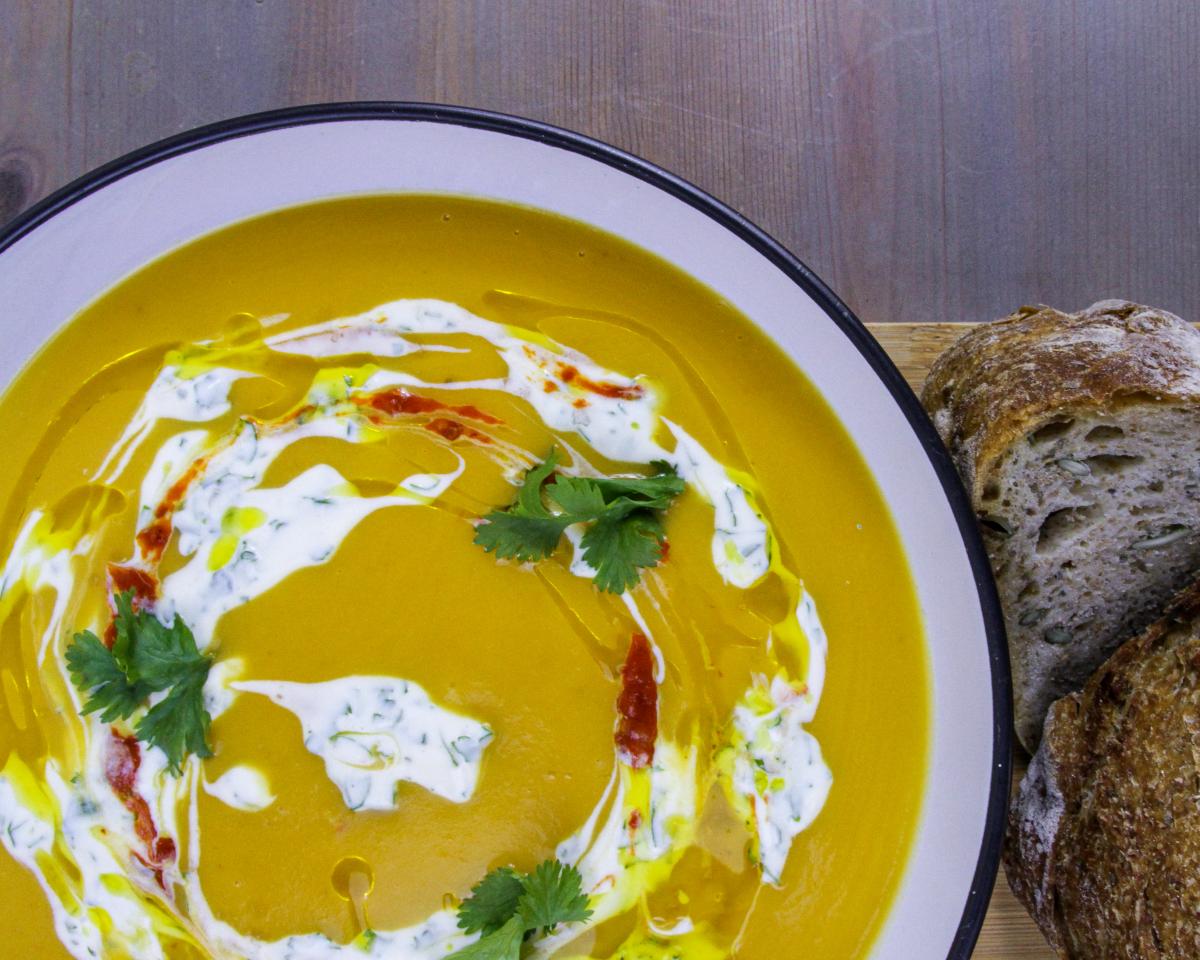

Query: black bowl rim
<box><xmin>0</xmin><ymin>101</ymin><xmax>1012</xmax><ymax>959</ymax></box>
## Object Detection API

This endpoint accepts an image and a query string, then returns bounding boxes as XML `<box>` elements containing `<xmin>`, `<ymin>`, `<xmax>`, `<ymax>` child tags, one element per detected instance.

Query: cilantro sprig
<box><xmin>66</xmin><ymin>591</ymin><xmax>214</xmax><ymax>774</ymax></box>
<box><xmin>458</xmin><ymin>867</ymin><xmax>526</xmax><ymax>936</ymax></box>
<box><xmin>515</xmin><ymin>859</ymin><xmax>593</xmax><ymax>932</ymax></box>
<box><xmin>452</xmin><ymin>859</ymin><xmax>592</xmax><ymax>959</ymax></box>
<box><xmin>473</xmin><ymin>449</ymin><xmax>684</xmax><ymax>593</ymax></box>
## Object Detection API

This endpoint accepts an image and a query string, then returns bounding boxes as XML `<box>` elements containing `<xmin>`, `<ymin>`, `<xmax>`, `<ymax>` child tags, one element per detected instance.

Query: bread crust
<box><xmin>922</xmin><ymin>299</ymin><xmax>1200</xmax><ymax>750</ymax></box>
<box><xmin>1005</xmin><ymin>579</ymin><xmax>1200</xmax><ymax>958</ymax></box>
<box><xmin>921</xmin><ymin>300</ymin><xmax>1200</xmax><ymax>502</ymax></box>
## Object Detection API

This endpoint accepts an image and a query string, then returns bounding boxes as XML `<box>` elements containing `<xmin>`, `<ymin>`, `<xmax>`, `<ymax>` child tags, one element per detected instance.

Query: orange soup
<box><xmin>0</xmin><ymin>196</ymin><xmax>927</xmax><ymax>959</ymax></box>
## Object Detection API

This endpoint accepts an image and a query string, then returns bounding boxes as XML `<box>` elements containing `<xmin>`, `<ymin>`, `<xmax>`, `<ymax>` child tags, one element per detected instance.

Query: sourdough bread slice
<box><xmin>1005</xmin><ymin>580</ymin><xmax>1200</xmax><ymax>958</ymax></box>
<box><xmin>921</xmin><ymin>300</ymin><xmax>1200</xmax><ymax>750</ymax></box>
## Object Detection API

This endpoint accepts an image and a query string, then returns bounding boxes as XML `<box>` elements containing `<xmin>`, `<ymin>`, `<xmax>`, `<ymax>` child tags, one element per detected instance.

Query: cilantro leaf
<box><xmin>587</xmin><ymin>470</ymin><xmax>684</xmax><ymax>507</ymax></box>
<box><xmin>582</xmin><ymin>511</ymin><xmax>666</xmax><ymax>594</ymax></box>
<box><xmin>517</xmin><ymin>859</ymin><xmax>592</xmax><ymax>933</ymax></box>
<box><xmin>472</xmin><ymin>512</ymin><xmax>568</xmax><ymax>562</ymax></box>
<box><xmin>109</xmin><ymin>590</ymin><xmax>138</xmax><ymax>672</ymax></box>
<box><xmin>542</xmin><ymin>475</ymin><xmax>608</xmax><ymax>518</ymax></box>
<box><xmin>65</xmin><ymin>591</ymin><xmax>214</xmax><ymax>774</ymax></box>
<box><xmin>474</xmin><ymin>451</ymin><xmax>570</xmax><ymax>562</ymax></box>
<box><xmin>447</xmin><ymin>915</ymin><xmax>524</xmax><ymax>960</ymax></box>
<box><xmin>65</xmin><ymin>630</ymin><xmax>146</xmax><ymax>723</ymax></box>
<box><xmin>473</xmin><ymin>449</ymin><xmax>683</xmax><ymax>593</ymax></box>
<box><xmin>124</xmin><ymin>604</ymin><xmax>206</xmax><ymax>691</ymax></box>
<box><xmin>457</xmin><ymin>866</ymin><xmax>526</xmax><ymax>936</ymax></box>
<box><xmin>450</xmin><ymin>859</ymin><xmax>592</xmax><ymax>959</ymax></box>
<box><xmin>135</xmin><ymin>665</ymin><xmax>213</xmax><ymax>774</ymax></box>
<box><xmin>514</xmin><ymin>450</ymin><xmax>561</xmax><ymax>517</ymax></box>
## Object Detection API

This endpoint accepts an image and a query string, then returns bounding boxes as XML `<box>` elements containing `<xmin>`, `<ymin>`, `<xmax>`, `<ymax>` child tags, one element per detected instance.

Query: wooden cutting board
<box><xmin>865</xmin><ymin>323</ymin><xmax>1055</xmax><ymax>960</ymax></box>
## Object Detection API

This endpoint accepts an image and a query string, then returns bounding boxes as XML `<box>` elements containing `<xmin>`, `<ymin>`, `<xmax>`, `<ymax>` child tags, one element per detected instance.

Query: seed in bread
<box><xmin>1005</xmin><ymin>580</ymin><xmax>1200</xmax><ymax>958</ymax></box>
<box><xmin>921</xmin><ymin>299</ymin><xmax>1200</xmax><ymax>750</ymax></box>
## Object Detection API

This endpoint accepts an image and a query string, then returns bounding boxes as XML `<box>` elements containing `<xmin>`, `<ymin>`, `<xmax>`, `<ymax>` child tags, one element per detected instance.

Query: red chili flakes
<box><xmin>361</xmin><ymin>388</ymin><xmax>502</xmax><ymax>425</ymax></box>
<box><xmin>626</xmin><ymin>807</ymin><xmax>644</xmax><ymax>844</ymax></box>
<box><xmin>153</xmin><ymin>837</ymin><xmax>177</xmax><ymax>863</ymax></box>
<box><xmin>368</xmin><ymin>389</ymin><xmax>441</xmax><ymax>417</ymax></box>
<box><xmin>104</xmin><ymin>730</ymin><xmax>140</xmax><ymax>796</ymax></box>
<box><xmin>104</xmin><ymin>731</ymin><xmax>177</xmax><ymax>887</ymax></box>
<box><xmin>658</xmin><ymin>539</ymin><xmax>671</xmax><ymax>563</ymax></box>
<box><xmin>136</xmin><ymin>455</ymin><xmax>210</xmax><ymax>562</ymax></box>
<box><xmin>425</xmin><ymin>418</ymin><xmax>464</xmax><ymax>441</ymax></box>
<box><xmin>556</xmin><ymin>363</ymin><xmax>644</xmax><ymax>401</ymax></box>
<box><xmin>106</xmin><ymin>734</ymin><xmax>157</xmax><ymax>847</ymax></box>
<box><xmin>135</xmin><ymin>517</ymin><xmax>172</xmax><ymax>561</ymax></box>
<box><xmin>106</xmin><ymin>564</ymin><xmax>159</xmax><ymax>604</ymax></box>
<box><xmin>615</xmin><ymin>633</ymin><xmax>658</xmax><ymax>769</ymax></box>
<box><xmin>451</xmin><ymin>404</ymin><xmax>500</xmax><ymax>425</ymax></box>
<box><xmin>424</xmin><ymin>418</ymin><xmax>493</xmax><ymax>444</ymax></box>
<box><xmin>572</xmin><ymin>398</ymin><xmax>589</xmax><ymax>409</ymax></box>
<box><xmin>543</xmin><ymin>381</ymin><xmax>559</xmax><ymax>393</ymax></box>
<box><xmin>159</xmin><ymin>456</ymin><xmax>209</xmax><ymax>515</ymax></box>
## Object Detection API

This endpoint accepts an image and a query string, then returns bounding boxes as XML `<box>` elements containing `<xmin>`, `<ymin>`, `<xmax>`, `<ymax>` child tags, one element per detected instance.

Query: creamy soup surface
<box><xmin>0</xmin><ymin>197</ymin><xmax>928</xmax><ymax>960</ymax></box>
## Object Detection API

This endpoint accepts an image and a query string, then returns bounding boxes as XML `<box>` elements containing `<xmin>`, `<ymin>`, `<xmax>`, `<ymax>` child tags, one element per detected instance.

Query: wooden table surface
<box><xmin>1</xmin><ymin>3</ymin><xmax>1185</xmax><ymax>956</ymax></box>
<box><xmin>2</xmin><ymin>0</ymin><xmax>1199</xmax><ymax>327</ymax></box>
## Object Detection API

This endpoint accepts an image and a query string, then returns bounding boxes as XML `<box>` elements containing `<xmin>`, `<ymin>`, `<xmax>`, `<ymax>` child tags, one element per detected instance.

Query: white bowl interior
<box><xmin>0</xmin><ymin>117</ymin><xmax>999</xmax><ymax>959</ymax></box>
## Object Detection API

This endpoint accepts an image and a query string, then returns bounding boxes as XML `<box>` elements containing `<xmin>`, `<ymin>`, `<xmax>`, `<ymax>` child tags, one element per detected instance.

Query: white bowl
<box><xmin>0</xmin><ymin>103</ymin><xmax>1010</xmax><ymax>959</ymax></box>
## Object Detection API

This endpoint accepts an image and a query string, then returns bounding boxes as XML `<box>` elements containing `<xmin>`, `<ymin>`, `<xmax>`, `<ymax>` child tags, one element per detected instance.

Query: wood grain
<box><xmin>868</xmin><ymin>323</ymin><xmax>975</xmax><ymax>388</ymax></box>
<box><xmin>1</xmin><ymin>0</ymin><xmax>1198</xmax><ymax>325</ymax></box>
<box><xmin>868</xmin><ymin>322</ymin><xmax>1055</xmax><ymax>959</ymax></box>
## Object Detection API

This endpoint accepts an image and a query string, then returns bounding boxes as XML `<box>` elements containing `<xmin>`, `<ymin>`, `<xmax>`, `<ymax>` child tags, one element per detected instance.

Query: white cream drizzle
<box><xmin>730</xmin><ymin>674</ymin><xmax>833</xmax><ymax>885</ymax></box>
<box><xmin>137</xmin><ymin>429</ymin><xmax>210</xmax><ymax>529</ymax></box>
<box><xmin>537</xmin><ymin>741</ymin><xmax>698</xmax><ymax>958</ymax></box>
<box><xmin>0</xmin><ymin>510</ymin><xmax>96</xmax><ymax>667</ymax></box>
<box><xmin>269</xmin><ymin>299</ymin><xmax>771</xmax><ymax>588</ymax></box>
<box><xmin>94</xmin><ymin>365</ymin><xmax>250</xmax><ymax>486</ymax></box>
<box><xmin>156</xmin><ymin>415</ymin><xmax>464</xmax><ymax>651</ymax></box>
<box><xmin>234</xmin><ymin>676</ymin><xmax>493</xmax><ymax>810</ymax></box>
<box><xmin>203</xmin><ymin>765</ymin><xmax>276</xmax><ymax>812</ymax></box>
<box><xmin>0</xmin><ymin>755</ymin><xmax>181</xmax><ymax>960</ymax></box>
<box><xmin>0</xmin><ymin>297</ymin><xmax>834</xmax><ymax>960</ymax></box>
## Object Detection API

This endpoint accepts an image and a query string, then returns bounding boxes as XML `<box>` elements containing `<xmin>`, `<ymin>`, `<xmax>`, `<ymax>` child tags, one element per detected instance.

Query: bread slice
<box><xmin>921</xmin><ymin>300</ymin><xmax>1200</xmax><ymax>750</ymax></box>
<box><xmin>1005</xmin><ymin>580</ymin><xmax>1200</xmax><ymax>958</ymax></box>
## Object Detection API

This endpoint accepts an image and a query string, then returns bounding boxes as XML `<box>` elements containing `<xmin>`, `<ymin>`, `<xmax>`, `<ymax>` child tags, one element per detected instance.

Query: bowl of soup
<box><xmin>0</xmin><ymin>104</ymin><xmax>1008</xmax><ymax>960</ymax></box>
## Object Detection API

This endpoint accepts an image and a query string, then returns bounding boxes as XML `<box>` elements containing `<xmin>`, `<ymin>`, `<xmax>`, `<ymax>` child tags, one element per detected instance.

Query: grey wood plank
<box><xmin>0</xmin><ymin>0</ymin><xmax>1197</xmax><ymax>329</ymax></box>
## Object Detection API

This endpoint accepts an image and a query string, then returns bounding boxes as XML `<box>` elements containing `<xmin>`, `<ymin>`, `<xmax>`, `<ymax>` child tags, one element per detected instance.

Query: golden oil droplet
<box><xmin>331</xmin><ymin>856</ymin><xmax>375</xmax><ymax>935</ymax></box>
<box><xmin>331</xmin><ymin>855</ymin><xmax>374</xmax><ymax>901</ymax></box>
<box><xmin>220</xmin><ymin>312</ymin><xmax>264</xmax><ymax>346</ymax></box>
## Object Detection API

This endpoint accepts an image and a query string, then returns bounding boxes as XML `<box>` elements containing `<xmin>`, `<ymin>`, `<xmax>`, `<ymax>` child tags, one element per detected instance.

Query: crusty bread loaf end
<box><xmin>922</xmin><ymin>300</ymin><xmax>1200</xmax><ymax>750</ymax></box>
<box><xmin>923</xmin><ymin>300</ymin><xmax>1200</xmax><ymax>503</ymax></box>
